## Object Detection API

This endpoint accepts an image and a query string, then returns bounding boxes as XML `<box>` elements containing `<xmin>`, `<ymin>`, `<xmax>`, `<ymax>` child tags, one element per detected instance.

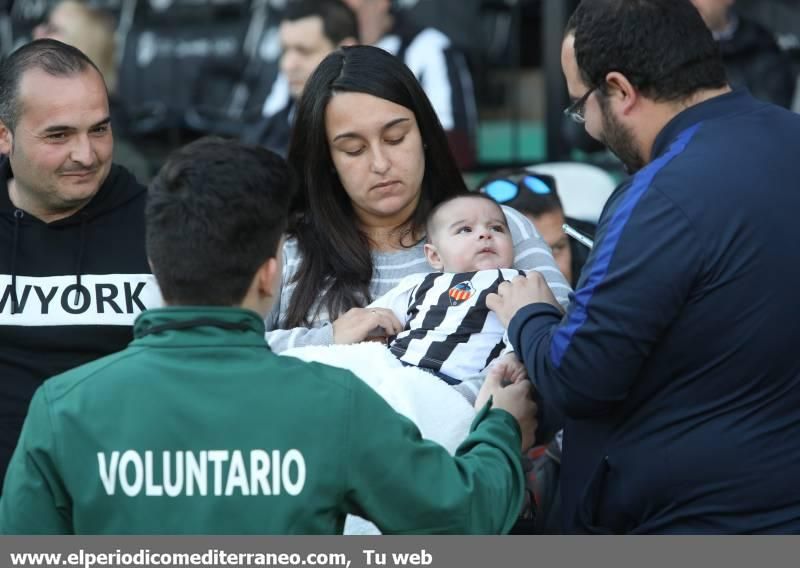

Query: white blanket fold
<box><xmin>281</xmin><ymin>342</ymin><xmax>475</xmax><ymax>534</ymax></box>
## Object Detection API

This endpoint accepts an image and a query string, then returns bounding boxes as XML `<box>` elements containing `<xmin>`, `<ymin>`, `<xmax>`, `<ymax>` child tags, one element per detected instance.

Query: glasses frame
<box><xmin>563</xmin><ymin>86</ymin><xmax>597</xmax><ymax>124</ymax></box>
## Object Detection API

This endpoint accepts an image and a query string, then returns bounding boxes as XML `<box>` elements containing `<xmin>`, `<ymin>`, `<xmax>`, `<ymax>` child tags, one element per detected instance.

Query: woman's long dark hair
<box><xmin>283</xmin><ymin>45</ymin><xmax>467</xmax><ymax>328</ymax></box>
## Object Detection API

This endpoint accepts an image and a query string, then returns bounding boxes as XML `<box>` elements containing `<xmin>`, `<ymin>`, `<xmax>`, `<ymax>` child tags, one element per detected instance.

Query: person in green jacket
<box><xmin>0</xmin><ymin>137</ymin><xmax>537</xmax><ymax>535</ymax></box>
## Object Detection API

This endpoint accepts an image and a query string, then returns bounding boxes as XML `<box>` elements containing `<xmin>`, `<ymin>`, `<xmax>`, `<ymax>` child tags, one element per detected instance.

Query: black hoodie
<box><xmin>0</xmin><ymin>158</ymin><xmax>160</xmax><ymax>486</ymax></box>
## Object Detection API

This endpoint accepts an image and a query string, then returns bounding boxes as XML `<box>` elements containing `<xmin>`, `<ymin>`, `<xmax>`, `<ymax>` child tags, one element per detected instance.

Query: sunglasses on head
<box><xmin>478</xmin><ymin>172</ymin><xmax>556</xmax><ymax>204</ymax></box>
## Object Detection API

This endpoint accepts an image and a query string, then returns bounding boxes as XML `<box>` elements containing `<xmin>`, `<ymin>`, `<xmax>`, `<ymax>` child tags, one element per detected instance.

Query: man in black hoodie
<box><xmin>0</xmin><ymin>39</ymin><xmax>160</xmax><ymax>488</ymax></box>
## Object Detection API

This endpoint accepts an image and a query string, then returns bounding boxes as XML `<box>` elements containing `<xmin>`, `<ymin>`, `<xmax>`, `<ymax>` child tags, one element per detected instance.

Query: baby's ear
<box><xmin>423</xmin><ymin>243</ymin><xmax>444</xmax><ymax>271</ymax></box>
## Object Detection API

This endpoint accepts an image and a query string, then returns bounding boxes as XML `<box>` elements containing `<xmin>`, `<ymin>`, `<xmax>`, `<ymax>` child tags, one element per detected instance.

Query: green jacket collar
<box><xmin>133</xmin><ymin>307</ymin><xmax>267</xmax><ymax>348</ymax></box>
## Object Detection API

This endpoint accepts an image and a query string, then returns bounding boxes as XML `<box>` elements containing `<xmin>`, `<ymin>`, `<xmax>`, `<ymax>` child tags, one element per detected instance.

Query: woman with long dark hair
<box><xmin>266</xmin><ymin>45</ymin><xmax>570</xmax><ymax>350</ymax></box>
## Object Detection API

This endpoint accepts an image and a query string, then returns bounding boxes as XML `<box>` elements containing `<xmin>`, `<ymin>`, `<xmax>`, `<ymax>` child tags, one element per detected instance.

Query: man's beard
<box><xmin>600</xmin><ymin>103</ymin><xmax>646</xmax><ymax>174</ymax></box>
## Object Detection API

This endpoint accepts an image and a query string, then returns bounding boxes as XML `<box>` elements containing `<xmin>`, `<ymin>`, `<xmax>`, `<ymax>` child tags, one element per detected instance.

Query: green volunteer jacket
<box><xmin>0</xmin><ymin>307</ymin><xmax>525</xmax><ymax>534</ymax></box>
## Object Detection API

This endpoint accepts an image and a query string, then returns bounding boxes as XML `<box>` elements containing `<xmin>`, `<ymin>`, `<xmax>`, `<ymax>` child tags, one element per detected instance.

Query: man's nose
<box><xmin>69</xmin><ymin>135</ymin><xmax>95</xmax><ymax>167</ymax></box>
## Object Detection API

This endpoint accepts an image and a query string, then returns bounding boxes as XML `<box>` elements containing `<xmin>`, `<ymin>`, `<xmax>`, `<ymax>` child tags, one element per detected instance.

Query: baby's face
<box><xmin>426</xmin><ymin>197</ymin><xmax>515</xmax><ymax>273</ymax></box>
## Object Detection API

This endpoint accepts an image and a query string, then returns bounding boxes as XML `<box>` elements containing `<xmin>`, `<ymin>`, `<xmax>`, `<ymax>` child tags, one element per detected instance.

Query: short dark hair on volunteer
<box><xmin>146</xmin><ymin>137</ymin><xmax>291</xmax><ymax>306</ymax></box>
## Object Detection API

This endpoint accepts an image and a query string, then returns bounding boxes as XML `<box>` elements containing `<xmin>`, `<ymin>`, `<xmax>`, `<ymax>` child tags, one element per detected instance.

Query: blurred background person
<box><xmin>690</xmin><ymin>0</ymin><xmax>795</xmax><ymax>108</ymax></box>
<box><xmin>243</xmin><ymin>0</ymin><xmax>358</xmax><ymax>157</ymax></box>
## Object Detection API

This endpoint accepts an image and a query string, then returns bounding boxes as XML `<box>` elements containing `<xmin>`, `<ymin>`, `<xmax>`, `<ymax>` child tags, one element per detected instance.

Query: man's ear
<box><xmin>0</xmin><ymin>121</ymin><xmax>13</xmax><ymax>156</ymax></box>
<box><xmin>423</xmin><ymin>243</ymin><xmax>444</xmax><ymax>271</ymax></box>
<box><xmin>256</xmin><ymin>257</ymin><xmax>281</xmax><ymax>299</ymax></box>
<box><xmin>604</xmin><ymin>71</ymin><xmax>638</xmax><ymax>115</ymax></box>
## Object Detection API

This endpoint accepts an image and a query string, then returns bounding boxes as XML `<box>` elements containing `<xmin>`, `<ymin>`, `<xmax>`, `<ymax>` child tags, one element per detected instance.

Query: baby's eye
<box><xmin>456</xmin><ymin>226</ymin><xmax>472</xmax><ymax>234</ymax></box>
<box><xmin>491</xmin><ymin>224</ymin><xmax>506</xmax><ymax>233</ymax></box>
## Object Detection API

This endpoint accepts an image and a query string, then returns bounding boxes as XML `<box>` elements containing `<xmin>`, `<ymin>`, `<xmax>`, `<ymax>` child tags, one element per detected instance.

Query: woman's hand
<box><xmin>332</xmin><ymin>307</ymin><xmax>404</xmax><ymax>344</ymax></box>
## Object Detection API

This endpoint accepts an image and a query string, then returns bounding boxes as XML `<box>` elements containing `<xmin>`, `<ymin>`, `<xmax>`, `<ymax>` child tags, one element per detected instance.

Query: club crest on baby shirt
<box><xmin>391</xmin><ymin>268</ymin><xmax>524</xmax><ymax>381</ymax></box>
<box><xmin>448</xmin><ymin>280</ymin><xmax>476</xmax><ymax>305</ymax></box>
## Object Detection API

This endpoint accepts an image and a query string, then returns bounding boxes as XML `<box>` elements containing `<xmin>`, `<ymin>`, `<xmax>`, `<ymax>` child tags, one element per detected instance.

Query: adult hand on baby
<box><xmin>332</xmin><ymin>307</ymin><xmax>404</xmax><ymax>344</ymax></box>
<box><xmin>486</xmin><ymin>271</ymin><xmax>561</xmax><ymax>328</ymax></box>
<box><xmin>475</xmin><ymin>372</ymin><xmax>537</xmax><ymax>452</ymax></box>
<box><xmin>486</xmin><ymin>352</ymin><xmax>528</xmax><ymax>386</ymax></box>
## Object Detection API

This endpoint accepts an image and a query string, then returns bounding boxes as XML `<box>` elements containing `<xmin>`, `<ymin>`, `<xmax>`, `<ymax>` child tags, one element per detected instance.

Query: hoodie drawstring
<box><xmin>10</xmin><ymin>209</ymin><xmax>23</xmax><ymax>314</ymax></box>
<box><xmin>8</xmin><ymin>210</ymin><xmax>90</xmax><ymax>312</ymax></box>
<box><xmin>74</xmin><ymin>213</ymin><xmax>87</xmax><ymax>306</ymax></box>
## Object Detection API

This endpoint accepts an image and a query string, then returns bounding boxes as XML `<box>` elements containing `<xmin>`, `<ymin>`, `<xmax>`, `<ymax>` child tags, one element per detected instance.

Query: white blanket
<box><xmin>281</xmin><ymin>342</ymin><xmax>475</xmax><ymax>534</ymax></box>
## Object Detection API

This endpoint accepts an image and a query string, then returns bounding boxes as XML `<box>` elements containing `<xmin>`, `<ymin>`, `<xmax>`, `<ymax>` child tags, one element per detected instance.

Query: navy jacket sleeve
<box><xmin>509</xmin><ymin>182</ymin><xmax>703</xmax><ymax>418</ymax></box>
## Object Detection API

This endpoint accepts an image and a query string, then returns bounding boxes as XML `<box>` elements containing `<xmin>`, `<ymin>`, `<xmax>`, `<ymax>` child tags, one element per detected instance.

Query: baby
<box><xmin>370</xmin><ymin>193</ymin><xmax>528</xmax><ymax>387</ymax></box>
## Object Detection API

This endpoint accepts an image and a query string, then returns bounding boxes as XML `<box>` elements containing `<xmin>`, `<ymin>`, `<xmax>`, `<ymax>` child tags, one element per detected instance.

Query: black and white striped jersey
<box><xmin>370</xmin><ymin>269</ymin><xmax>524</xmax><ymax>382</ymax></box>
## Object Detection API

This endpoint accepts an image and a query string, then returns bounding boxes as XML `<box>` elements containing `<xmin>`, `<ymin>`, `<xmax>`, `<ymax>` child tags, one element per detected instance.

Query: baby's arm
<box><xmin>367</xmin><ymin>273</ymin><xmax>427</xmax><ymax>327</ymax></box>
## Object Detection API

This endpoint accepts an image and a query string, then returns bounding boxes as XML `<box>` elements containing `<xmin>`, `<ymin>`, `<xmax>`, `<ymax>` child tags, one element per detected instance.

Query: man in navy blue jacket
<box><xmin>488</xmin><ymin>0</ymin><xmax>800</xmax><ymax>533</ymax></box>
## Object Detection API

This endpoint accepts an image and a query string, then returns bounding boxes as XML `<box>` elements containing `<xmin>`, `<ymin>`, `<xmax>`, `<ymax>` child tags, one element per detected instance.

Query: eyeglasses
<box><xmin>478</xmin><ymin>172</ymin><xmax>556</xmax><ymax>204</ymax></box>
<box><xmin>563</xmin><ymin>86</ymin><xmax>597</xmax><ymax>124</ymax></box>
